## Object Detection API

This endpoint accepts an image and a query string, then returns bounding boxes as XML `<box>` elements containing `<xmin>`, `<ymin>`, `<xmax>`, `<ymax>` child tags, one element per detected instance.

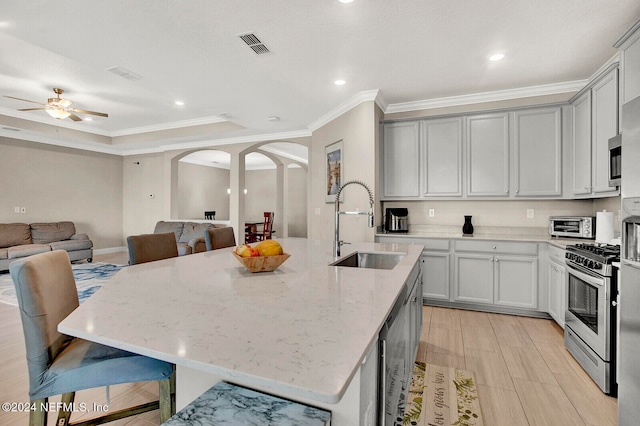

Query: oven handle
<box><xmin>566</xmin><ymin>262</ymin><xmax>605</xmax><ymax>286</ymax></box>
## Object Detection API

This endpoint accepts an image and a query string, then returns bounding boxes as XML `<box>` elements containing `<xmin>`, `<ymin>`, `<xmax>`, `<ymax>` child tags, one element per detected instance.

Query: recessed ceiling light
<box><xmin>489</xmin><ymin>53</ymin><xmax>505</xmax><ymax>62</ymax></box>
<box><xmin>267</xmin><ymin>116</ymin><xmax>280</xmax><ymax>121</ymax></box>
<box><xmin>175</xmin><ymin>101</ymin><xmax>184</xmax><ymax>106</ymax></box>
<box><xmin>334</xmin><ymin>79</ymin><xmax>346</xmax><ymax>86</ymax></box>
<box><xmin>339</xmin><ymin>0</ymin><xmax>354</xmax><ymax>3</ymax></box>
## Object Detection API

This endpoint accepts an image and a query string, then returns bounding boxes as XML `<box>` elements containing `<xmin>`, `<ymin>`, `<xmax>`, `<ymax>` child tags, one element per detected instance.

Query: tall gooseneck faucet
<box><xmin>334</xmin><ymin>180</ymin><xmax>375</xmax><ymax>257</ymax></box>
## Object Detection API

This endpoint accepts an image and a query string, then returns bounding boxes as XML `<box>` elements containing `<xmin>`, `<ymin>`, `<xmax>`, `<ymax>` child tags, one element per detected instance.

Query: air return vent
<box><xmin>105</xmin><ymin>66</ymin><xmax>143</xmax><ymax>81</ymax></box>
<box><xmin>238</xmin><ymin>33</ymin><xmax>271</xmax><ymax>55</ymax></box>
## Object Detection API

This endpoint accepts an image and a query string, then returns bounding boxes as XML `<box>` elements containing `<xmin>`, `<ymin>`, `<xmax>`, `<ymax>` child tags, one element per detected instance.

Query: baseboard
<box><xmin>93</xmin><ymin>246</ymin><xmax>127</xmax><ymax>255</ymax></box>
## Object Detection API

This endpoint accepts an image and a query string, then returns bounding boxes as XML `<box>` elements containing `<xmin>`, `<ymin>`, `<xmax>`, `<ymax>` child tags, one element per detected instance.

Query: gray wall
<box><xmin>0</xmin><ymin>136</ymin><xmax>123</xmax><ymax>249</ymax></box>
<box><xmin>178</xmin><ymin>161</ymin><xmax>230</xmax><ymax>220</ymax></box>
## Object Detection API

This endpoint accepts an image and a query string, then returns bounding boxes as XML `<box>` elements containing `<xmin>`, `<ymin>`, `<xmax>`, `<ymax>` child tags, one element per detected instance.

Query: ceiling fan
<box><xmin>3</xmin><ymin>88</ymin><xmax>108</xmax><ymax>121</ymax></box>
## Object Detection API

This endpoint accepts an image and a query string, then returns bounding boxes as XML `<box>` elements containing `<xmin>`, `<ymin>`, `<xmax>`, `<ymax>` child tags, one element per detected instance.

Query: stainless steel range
<box><xmin>564</xmin><ymin>243</ymin><xmax>619</xmax><ymax>395</ymax></box>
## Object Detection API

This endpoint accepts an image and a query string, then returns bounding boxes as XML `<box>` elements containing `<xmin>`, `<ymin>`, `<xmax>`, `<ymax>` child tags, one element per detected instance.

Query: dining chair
<box><xmin>9</xmin><ymin>250</ymin><xmax>175</xmax><ymax>425</ymax></box>
<box><xmin>254</xmin><ymin>212</ymin><xmax>275</xmax><ymax>241</ymax></box>
<box><xmin>204</xmin><ymin>210</ymin><xmax>216</xmax><ymax>220</ymax></box>
<box><xmin>127</xmin><ymin>232</ymin><xmax>179</xmax><ymax>265</ymax></box>
<box><xmin>204</xmin><ymin>227</ymin><xmax>236</xmax><ymax>251</ymax></box>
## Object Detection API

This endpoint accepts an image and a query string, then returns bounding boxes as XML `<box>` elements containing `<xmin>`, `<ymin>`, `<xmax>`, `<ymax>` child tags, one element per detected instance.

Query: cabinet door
<box><xmin>572</xmin><ymin>92</ymin><xmax>592</xmax><ymax>195</ymax></box>
<box><xmin>454</xmin><ymin>253</ymin><xmax>494</xmax><ymax>304</ymax></box>
<box><xmin>494</xmin><ymin>255</ymin><xmax>538</xmax><ymax>309</ymax></box>
<box><xmin>547</xmin><ymin>260</ymin><xmax>566</xmax><ymax>328</ymax></box>
<box><xmin>382</xmin><ymin>122</ymin><xmax>420</xmax><ymax>197</ymax></box>
<box><xmin>592</xmin><ymin>68</ymin><xmax>619</xmax><ymax>194</ymax></box>
<box><xmin>513</xmin><ymin>108</ymin><xmax>562</xmax><ymax>197</ymax></box>
<box><xmin>621</xmin><ymin>32</ymin><xmax>640</xmax><ymax>104</ymax></box>
<box><xmin>422</xmin><ymin>118</ymin><xmax>463</xmax><ymax>196</ymax></box>
<box><xmin>466</xmin><ymin>113</ymin><xmax>510</xmax><ymax>197</ymax></box>
<box><xmin>421</xmin><ymin>251</ymin><xmax>450</xmax><ymax>300</ymax></box>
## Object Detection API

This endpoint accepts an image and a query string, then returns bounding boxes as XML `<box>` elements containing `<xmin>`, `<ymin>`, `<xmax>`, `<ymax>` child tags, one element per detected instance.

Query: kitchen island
<box><xmin>58</xmin><ymin>238</ymin><xmax>423</xmax><ymax>425</ymax></box>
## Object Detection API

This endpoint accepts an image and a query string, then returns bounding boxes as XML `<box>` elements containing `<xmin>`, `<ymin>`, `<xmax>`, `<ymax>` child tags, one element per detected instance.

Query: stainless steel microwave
<box><xmin>549</xmin><ymin>216</ymin><xmax>596</xmax><ymax>239</ymax></box>
<box><xmin>609</xmin><ymin>134</ymin><xmax>621</xmax><ymax>187</ymax></box>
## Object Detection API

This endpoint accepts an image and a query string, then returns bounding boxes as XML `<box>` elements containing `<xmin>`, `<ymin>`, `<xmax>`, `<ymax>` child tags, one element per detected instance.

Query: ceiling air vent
<box><xmin>238</xmin><ymin>33</ymin><xmax>270</xmax><ymax>55</ymax></box>
<box><xmin>105</xmin><ymin>66</ymin><xmax>143</xmax><ymax>81</ymax></box>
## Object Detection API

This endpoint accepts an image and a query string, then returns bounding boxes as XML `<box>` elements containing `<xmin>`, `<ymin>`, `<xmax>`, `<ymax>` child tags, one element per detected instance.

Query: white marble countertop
<box><xmin>58</xmin><ymin>238</ymin><xmax>423</xmax><ymax>404</ymax></box>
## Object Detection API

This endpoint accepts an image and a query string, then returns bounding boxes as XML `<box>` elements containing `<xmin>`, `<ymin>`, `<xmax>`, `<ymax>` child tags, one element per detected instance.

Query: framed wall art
<box><xmin>325</xmin><ymin>140</ymin><xmax>344</xmax><ymax>203</ymax></box>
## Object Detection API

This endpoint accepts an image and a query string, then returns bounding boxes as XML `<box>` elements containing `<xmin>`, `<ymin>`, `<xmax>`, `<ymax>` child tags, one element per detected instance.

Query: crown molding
<box><xmin>307</xmin><ymin>89</ymin><xmax>380</xmax><ymax>131</ymax></box>
<box><xmin>110</xmin><ymin>115</ymin><xmax>229</xmax><ymax>137</ymax></box>
<box><xmin>384</xmin><ymin>80</ymin><xmax>588</xmax><ymax>114</ymax></box>
<box><xmin>0</xmin><ymin>106</ymin><xmax>112</xmax><ymax>136</ymax></box>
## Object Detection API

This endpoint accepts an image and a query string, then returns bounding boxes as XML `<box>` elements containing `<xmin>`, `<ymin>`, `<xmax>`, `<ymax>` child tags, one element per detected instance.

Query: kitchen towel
<box><xmin>596</xmin><ymin>210</ymin><xmax>615</xmax><ymax>244</ymax></box>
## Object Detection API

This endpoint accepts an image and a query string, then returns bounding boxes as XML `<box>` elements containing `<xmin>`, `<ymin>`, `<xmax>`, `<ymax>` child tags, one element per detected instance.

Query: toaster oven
<box><xmin>549</xmin><ymin>216</ymin><xmax>596</xmax><ymax>239</ymax></box>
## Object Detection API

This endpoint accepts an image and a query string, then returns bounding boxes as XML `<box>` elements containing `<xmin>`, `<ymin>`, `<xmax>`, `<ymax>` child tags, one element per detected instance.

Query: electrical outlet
<box><xmin>14</xmin><ymin>206</ymin><xmax>20</xmax><ymax>213</ymax></box>
<box><xmin>526</xmin><ymin>208</ymin><xmax>534</xmax><ymax>219</ymax></box>
<box><xmin>429</xmin><ymin>208</ymin><xmax>435</xmax><ymax>217</ymax></box>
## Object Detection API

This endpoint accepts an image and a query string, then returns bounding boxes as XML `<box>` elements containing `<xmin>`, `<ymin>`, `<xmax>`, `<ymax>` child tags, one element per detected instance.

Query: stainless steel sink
<box><xmin>330</xmin><ymin>251</ymin><xmax>405</xmax><ymax>270</ymax></box>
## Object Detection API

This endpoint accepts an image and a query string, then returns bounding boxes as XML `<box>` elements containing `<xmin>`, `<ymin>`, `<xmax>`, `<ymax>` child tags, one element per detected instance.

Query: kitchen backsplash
<box><xmin>384</xmin><ymin>197</ymin><xmax>622</xmax><ymax>235</ymax></box>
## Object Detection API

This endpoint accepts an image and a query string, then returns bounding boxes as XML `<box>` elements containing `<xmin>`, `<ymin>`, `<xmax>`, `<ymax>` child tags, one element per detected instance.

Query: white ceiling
<box><xmin>1</xmin><ymin>1</ymin><xmax>639</xmax><ymax>168</ymax></box>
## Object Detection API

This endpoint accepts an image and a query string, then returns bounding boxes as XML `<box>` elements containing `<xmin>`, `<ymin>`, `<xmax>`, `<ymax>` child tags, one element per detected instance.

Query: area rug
<box><xmin>0</xmin><ymin>262</ymin><xmax>125</xmax><ymax>307</ymax></box>
<box><xmin>397</xmin><ymin>362</ymin><xmax>483</xmax><ymax>426</ymax></box>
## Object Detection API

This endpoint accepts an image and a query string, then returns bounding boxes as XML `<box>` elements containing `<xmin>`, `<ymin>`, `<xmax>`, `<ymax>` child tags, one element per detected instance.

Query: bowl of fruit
<box><xmin>233</xmin><ymin>240</ymin><xmax>290</xmax><ymax>273</ymax></box>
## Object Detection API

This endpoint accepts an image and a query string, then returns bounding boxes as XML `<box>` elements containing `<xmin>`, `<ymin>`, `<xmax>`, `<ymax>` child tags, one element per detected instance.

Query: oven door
<box><xmin>565</xmin><ymin>262</ymin><xmax>611</xmax><ymax>360</ymax></box>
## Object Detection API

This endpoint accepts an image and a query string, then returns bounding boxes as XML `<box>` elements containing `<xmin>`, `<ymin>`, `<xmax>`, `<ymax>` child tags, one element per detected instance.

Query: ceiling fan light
<box><xmin>45</xmin><ymin>107</ymin><xmax>71</xmax><ymax>120</ymax></box>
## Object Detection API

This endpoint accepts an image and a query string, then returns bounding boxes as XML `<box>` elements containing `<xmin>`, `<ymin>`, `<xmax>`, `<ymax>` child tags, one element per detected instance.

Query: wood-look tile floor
<box><xmin>417</xmin><ymin>306</ymin><xmax>618</xmax><ymax>426</ymax></box>
<box><xmin>0</xmin><ymin>251</ymin><xmax>618</xmax><ymax>425</ymax></box>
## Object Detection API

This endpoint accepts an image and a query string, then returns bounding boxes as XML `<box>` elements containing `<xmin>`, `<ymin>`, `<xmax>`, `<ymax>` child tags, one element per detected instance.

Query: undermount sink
<box><xmin>330</xmin><ymin>251</ymin><xmax>405</xmax><ymax>270</ymax></box>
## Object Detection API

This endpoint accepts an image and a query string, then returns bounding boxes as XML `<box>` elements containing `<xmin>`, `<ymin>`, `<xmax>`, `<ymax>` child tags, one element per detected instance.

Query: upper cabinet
<box><xmin>570</xmin><ymin>65</ymin><xmax>619</xmax><ymax>198</ymax></box>
<box><xmin>615</xmin><ymin>20</ymin><xmax>640</xmax><ymax>105</ymax></box>
<box><xmin>381</xmin><ymin>121</ymin><xmax>420</xmax><ymax>198</ymax></box>
<box><xmin>466</xmin><ymin>113</ymin><xmax>510</xmax><ymax>197</ymax></box>
<box><xmin>422</xmin><ymin>117</ymin><xmax>463</xmax><ymax>197</ymax></box>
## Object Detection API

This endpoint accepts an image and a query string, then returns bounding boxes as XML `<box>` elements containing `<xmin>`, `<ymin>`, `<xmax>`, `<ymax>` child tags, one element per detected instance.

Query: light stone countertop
<box><xmin>58</xmin><ymin>238</ymin><xmax>423</xmax><ymax>405</ymax></box>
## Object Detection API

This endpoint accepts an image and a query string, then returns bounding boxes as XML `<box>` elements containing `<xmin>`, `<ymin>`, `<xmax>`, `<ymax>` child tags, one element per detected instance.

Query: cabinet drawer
<box><xmin>548</xmin><ymin>245</ymin><xmax>566</xmax><ymax>264</ymax></box>
<box><xmin>376</xmin><ymin>236</ymin><xmax>450</xmax><ymax>251</ymax></box>
<box><xmin>454</xmin><ymin>239</ymin><xmax>538</xmax><ymax>256</ymax></box>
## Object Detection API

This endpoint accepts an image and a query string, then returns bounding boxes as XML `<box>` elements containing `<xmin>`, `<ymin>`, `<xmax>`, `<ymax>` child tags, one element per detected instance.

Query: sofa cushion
<box><xmin>8</xmin><ymin>244</ymin><xmax>51</xmax><ymax>259</ymax></box>
<box><xmin>30</xmin><ymin>222</ymin><xmax>76</xmax><ymax>244</ymax></box>
<box><xmin>177</xmin><ymin>243</ymin><xmax>192</xmax><ymax>256</ymax></box>
<box><xmin>0</xmin><ymin>248</ymin><xmax>7</xmax><ymax>260</ymax></box>
<box><xmin>154</xmin><ymin>221</ymin><xmax>184</xmax><ymax>242</ymax></box>
<box><xmin>0</xmin><ymin>223</ymin><xmax>31</xmax><ymax>248</ymax></box>
<box><xmin>50</xmin><ymin>239</ymin><xmax>93</xmax><ymax>251</ymax></box>
<box><xmin>179</xmin><ymin>222</ymin><xmax>212</xmax><ymax>244</ymax></box>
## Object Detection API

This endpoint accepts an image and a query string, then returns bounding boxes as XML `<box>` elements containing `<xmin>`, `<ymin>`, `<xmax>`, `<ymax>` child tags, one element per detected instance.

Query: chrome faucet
<box><xmin>334</xmin><ymin>180</ymin><xmax>375</xmax><ymax>257</ymax></box>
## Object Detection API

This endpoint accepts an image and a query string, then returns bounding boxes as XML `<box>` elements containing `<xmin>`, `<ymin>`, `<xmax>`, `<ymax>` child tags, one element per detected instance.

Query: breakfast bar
<box><xmin>58</xmin><ymin>238</ymin><xmax>423</xmax><ymax>424</ymax></box>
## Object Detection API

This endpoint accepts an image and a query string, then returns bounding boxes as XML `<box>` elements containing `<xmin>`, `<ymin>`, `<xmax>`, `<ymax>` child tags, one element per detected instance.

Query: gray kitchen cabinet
<box><xmin>453</xmin><ymin>239</ymin><xmax>538</xmax><ymax>309</ymax></box>
<box><xmin>421</xmin><ymin>117</ymin><xmax>463</xmax><ymax>197</ymax></box>
<box><xmin>512</xmin><ymin>107</ymin><xmax>562</xmax><ymax>197</ymax></box>
<box><xmin>547</xmin><ymin>245</ymin><xmax>567</xmax><ymax>328</ymax></box>
<box><xmin>381</xmin><ymin>121</ymin><xmax>420</xmax><ymax>198</ymax></box>
<box><xmin>421</xmin><ymin>251</ymin><xmax>450</xmax><ymax>300</ymax></box>
<box><xmin>466</xmin><ymin>112</ymin><xmax>510</xmax><ymax>197</ymax></box>
<box><xmin>570</xmin><ymin>65</ymin><xmax>620</xmax><ymax>198</ymax></box>
<box><xmin>615</xmin><ymin>20</ymin><xmax>640</xmax><ymax>105</ymax></box>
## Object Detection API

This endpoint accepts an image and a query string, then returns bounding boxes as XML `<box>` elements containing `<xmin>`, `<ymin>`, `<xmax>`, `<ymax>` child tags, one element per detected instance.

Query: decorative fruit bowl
<box><xmin>232</xmin><ymin>252</ymin><xmax>291</xmax><ymax>273</ymax></box>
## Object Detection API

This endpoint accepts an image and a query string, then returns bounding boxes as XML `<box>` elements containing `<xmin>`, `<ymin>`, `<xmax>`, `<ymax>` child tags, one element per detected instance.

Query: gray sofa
<box><xmin>153</xmin><ymin>221</ymin><xmax>226</xmax><ymax>256</ymax></box>
<box><xmin>0</xmin><ymin>222</ymin><xmax>93</xmax><ymax>272</ymax></box>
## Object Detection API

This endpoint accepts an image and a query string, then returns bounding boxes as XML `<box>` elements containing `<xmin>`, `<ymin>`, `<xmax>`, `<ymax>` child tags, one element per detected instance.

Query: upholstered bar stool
<box><xmin>127</xmin><ymin>232</ymin><xmax>178</xmax><ymax>265</ymax></box>
<box><xmin>204</xmin><ymin>227</ymin><xmax>236</xmax><ymax>251</ymax></box>
<box><xmin>10</xmin><ymin>250</ymin><xmax>175</xmax><ymax>425</ymax></box>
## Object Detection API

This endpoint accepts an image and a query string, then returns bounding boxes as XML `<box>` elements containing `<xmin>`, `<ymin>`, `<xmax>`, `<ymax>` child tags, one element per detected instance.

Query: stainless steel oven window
<box><xmin>568</xmin><ymin>272</ymin><xmax>599</xmax><ymax>333</ymax></box>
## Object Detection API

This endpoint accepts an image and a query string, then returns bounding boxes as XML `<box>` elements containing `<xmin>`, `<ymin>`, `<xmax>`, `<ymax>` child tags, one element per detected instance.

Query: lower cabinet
<box><xmin>420</xmin><ymin>251</ymin><xmax>450</xmax><ymax>300</ymax></box>
<box><xmin>547</xmin><ymin>246</ymin><xmax>567</xmax><ymax>328</ymax></box>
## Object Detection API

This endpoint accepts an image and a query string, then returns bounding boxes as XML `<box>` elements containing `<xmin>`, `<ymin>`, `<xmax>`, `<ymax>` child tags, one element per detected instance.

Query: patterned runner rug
<box><xmin>0</xmin><ymin>262</ymin><xmax>125</xmax><ymax>307</ymax></box>
<box><xmin>398</xmin><ymin>361</ymin><xmax>483</xmax><ymax>426</ymax></box>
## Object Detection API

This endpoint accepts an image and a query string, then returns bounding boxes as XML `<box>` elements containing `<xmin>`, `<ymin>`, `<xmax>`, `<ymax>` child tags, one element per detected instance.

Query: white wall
<box><xmin>177</xmin><ymin>161</ymin><xmax>230</xmax><ymax>220</ymax></box>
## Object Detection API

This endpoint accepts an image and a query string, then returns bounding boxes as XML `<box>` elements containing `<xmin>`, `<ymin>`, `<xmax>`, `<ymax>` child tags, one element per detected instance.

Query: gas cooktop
<box><xmin>565</xmin><ymin>243</ymin><xmax>620</xmax><ymax>276</ymax></box>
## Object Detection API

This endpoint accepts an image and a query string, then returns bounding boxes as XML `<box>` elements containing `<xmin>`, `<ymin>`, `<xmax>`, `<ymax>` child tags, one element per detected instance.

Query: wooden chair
<box><xmin>204</xmin><ymin>227</ymin><xmax>236</xmax><ymax>251</ymax></box>
<box><xmin>254</xmin><ymin>212</ymin><xmax>275</xmax><ymax>241</ymax></box>
<box><xmin>127</xmin><ymin>232</ymin><xmax>179</xmax><ymax>265</ymax></box>
<box><xmin>9</xmin><ymin>250</ymin><xmax>175</xmax><ymax>425</ymax></box>
<box><xmin>204</xmin><ymin>211</ymin><xmax>216</xmax><ymax>220</ymax></box>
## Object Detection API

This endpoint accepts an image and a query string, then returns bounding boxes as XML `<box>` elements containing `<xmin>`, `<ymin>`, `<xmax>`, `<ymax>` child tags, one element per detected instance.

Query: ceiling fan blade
<box><xmin>18</xmin><ymin>108</ymin><xmax>45</xmax><ymax>111</ymax></box>
<box><xmin>68</xmin><ymin>113</ymin><xmax>82</xmax><ymax>121</ymax></box>
<box><xmin>71</xmin><ymin>108</ymin><xmax>108</xmax><ymax>117</ymax></box>
<box><xmin>4</xmin><ymin>95</ymin><xmax>45</xmax><ymax>105</ymax></box>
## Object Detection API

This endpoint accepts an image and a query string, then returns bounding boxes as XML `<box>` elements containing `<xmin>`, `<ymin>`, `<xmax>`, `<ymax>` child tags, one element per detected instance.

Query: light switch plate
<box><xmin>429</xmin><ymin>208</ymin><xmax>435</xmax><ymax>217</ymax></box>
<box><xmin>527</xmin><ymin>208</ymin><xmax>534</xmax><ymax>219</ymax></box>
<box><xmin>14</xmin><ymin>207</ymin><xmax>20</xmax><ymax>213</ymax></box>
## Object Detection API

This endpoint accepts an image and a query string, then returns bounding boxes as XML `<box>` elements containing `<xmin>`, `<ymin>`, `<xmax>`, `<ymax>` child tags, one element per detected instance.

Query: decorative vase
<box><xmin>462</xmin><ymin>215</ymin><xmax>474</xmax><ymax>235</ymax></box>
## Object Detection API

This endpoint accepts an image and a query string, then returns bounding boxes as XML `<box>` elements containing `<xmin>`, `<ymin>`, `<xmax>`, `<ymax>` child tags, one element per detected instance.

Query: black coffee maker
<box><xmin>384</xmin><ymin>208</ymin><xmax>409</xmax><ymax>233</ymax></box>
